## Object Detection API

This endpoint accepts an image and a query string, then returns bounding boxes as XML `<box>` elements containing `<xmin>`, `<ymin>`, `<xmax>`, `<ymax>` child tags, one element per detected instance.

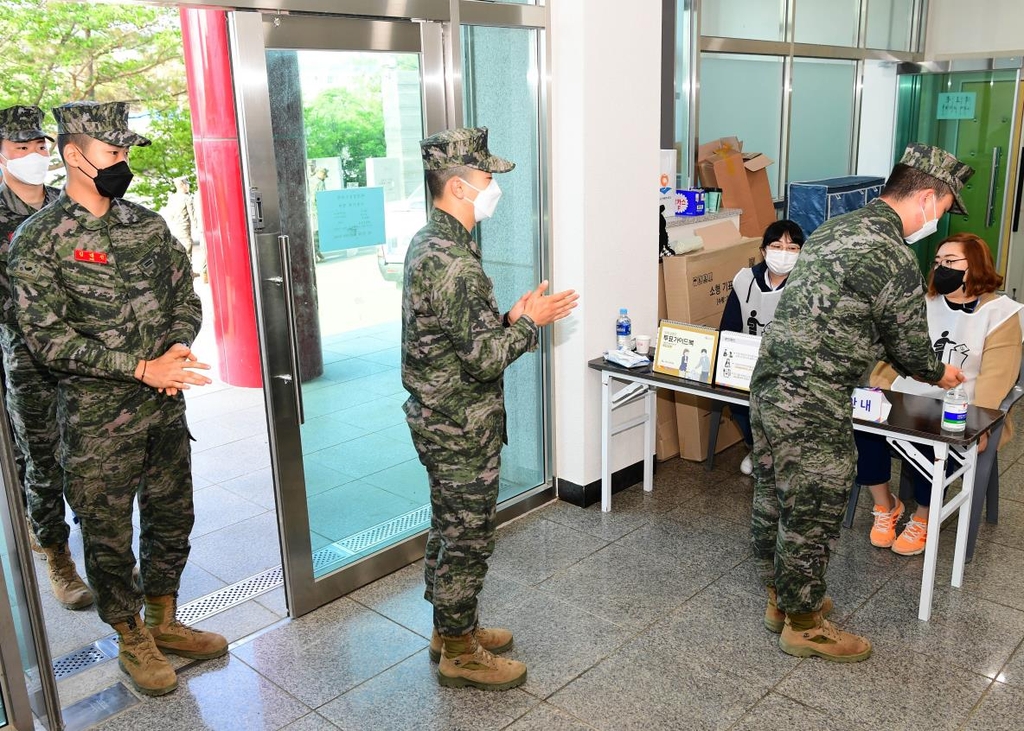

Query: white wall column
<box><xmin>549</xmin><ymin>0</ymin><xmax>662</xmax><ymax>495</ymax></box>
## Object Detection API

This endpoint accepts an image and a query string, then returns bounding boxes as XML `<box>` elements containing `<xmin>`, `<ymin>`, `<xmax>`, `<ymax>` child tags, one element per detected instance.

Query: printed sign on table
<box><xmin>714</xmin><ymin>331</ymin><xmax>761</xmax><ymax>391</ymax></box>
<box><xmin>652</xmin><ymin>320</ymin><xmax>719</xmax><ymax>384</ymax></box>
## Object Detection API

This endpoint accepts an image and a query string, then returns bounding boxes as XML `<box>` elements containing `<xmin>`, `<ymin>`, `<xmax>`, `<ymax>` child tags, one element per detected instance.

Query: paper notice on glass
<box><xmin>713</xmin><ymin>331</ymin><xmax>760</xmax><ymax>391</ymax></box>
<box><xmin>852</xmin><ymin>387</ymin><xmax>891</xmax><ymax>422</ymax></box>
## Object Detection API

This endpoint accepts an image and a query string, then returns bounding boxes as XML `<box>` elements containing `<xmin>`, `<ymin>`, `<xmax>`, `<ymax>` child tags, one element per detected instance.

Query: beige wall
<box><xmin>926</xmin><ymin>0</ymin><xmax>1024</xmax><ymax>58</ymax></box>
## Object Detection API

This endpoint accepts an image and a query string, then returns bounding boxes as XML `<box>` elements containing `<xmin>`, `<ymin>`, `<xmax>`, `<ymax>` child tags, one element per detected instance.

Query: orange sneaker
<box><xmin>892</xmin><ymin>516</ymin><xmax>928</xmax><ymax>556</ymax></box>
<box><xmin>869</xmin><ymin>496</ymin><xmax>904</xmax><ymax>547</ymax></box>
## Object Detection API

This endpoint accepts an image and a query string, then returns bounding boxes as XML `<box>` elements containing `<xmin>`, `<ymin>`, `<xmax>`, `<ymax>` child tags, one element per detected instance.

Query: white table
<box><xmin>589</xmin><ymin>357</ymin><xmax>1005</xmax><ymax>621</ymax></box>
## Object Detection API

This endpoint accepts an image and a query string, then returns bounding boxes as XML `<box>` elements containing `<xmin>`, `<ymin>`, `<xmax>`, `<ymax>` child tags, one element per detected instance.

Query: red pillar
<box><xmin>179</xmin><ymin>7</ymin><xmax>262</xmax><ymax>387</ymax></box>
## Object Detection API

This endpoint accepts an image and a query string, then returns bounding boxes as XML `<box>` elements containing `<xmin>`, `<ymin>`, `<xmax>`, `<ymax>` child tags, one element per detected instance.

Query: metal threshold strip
<box><xmin>52</xmin><ymin>504</ymin><xmax>432</xmax><ymax>680</ymax></box>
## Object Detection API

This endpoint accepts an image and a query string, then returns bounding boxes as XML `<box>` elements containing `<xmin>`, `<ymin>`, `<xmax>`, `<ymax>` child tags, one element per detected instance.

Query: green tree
<box><xmin>0</xmin><ymin>0</ymin><xmax>193</xmax><ymax>209</ymax></box>
<box><xmin>303</xmin><ymin>83</ymin><xmax>386</xmax><ymax>188</ymax></box>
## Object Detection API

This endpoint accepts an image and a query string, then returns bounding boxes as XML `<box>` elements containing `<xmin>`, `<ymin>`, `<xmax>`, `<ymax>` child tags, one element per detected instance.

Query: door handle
<box><xmin>278</xmin><ymin>234</ymin><xmax>305</xmax><ymax>425</ymax></box>
<box><xmin>986</xmin><ymin>146</ymin><xmax>1001</xmax><ymax>228</ymax></box>
<box><xmin>1014</xmin><ymin>148</ymin><xmax>1024</xmax><ymax>233</ymax></box>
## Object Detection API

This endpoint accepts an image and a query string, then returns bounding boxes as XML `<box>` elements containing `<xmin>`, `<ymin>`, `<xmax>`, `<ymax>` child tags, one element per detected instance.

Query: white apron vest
<box><xmin>891</xmin><ymin>294</ymin><xmax>1024</xmax><ymax>402</ymax></box>
<box><xmin>732</xmin><ymin>267</ymin><xmax>785</xmax><ymax>336</ymax></box>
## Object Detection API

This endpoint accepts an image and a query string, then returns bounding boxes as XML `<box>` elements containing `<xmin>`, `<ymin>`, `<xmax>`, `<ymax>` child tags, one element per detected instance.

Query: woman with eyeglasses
<box><xmin>857</xmin><ymin>232</ymin><xmax>1024</xmax><ymax>555</ymax></box>
<box><xmin>720</xmin><ymin>219</ymin><xmax>806</xmax><ymax>476</ymax></box>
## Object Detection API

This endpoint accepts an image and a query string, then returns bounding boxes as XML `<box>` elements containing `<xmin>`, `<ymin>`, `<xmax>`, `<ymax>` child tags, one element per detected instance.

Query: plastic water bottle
<box><xmin>942</xmin><ymin>383</ymin><xmax>968</xmax><ymax>432</ymax></box>
<box><xmin>615</xmin><ymin>308</ymin><xmax>632</xmax><ymax>351</ymax></box>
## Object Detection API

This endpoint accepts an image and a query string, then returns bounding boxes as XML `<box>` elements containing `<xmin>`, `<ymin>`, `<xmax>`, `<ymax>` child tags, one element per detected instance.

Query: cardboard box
<box><xmin>662</xmin><ymin>222</ymin><xmax>762</xmax><ymax>461</ymax></box>
<box><xmin>696</xmin><ymin>137</ymin><xmax>776</xmax><ymax>238</ymax></box>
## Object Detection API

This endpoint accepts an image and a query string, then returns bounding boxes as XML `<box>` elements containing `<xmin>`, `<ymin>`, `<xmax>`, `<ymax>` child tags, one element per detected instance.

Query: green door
<box><xmin>947</xmin><ymin>80</ymin><xmax>1016</xmax><ymax>265</ymax></box>
<box><xmin>894</xmin><ymin>69</ymin><xmax>1018</xmax><ymax>274</ymax></box>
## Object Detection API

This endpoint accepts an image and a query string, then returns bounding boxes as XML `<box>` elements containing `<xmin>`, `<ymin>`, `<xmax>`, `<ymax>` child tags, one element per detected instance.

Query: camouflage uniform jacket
<box><xmin>751</xmin><ymin>198</ymin><xmax>945</xmax><ymax>417</ymax></box>
<box><xmin>8</xmin><ymin>191</ymin><xmax>201</xmax><ymax>438</ymax></box>
<box><xmin>0</xmin><ymin>183</ymin><xmax>60</xmax><ymax>334</ymax></box>
<box><xmin>402</xmin><ymin>207</ymin><xmax>539</xmax><ymax>454</ymax></box>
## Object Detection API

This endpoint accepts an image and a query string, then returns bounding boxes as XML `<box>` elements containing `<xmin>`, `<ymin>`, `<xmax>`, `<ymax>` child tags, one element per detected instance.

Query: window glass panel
<box><xmin>674</xmin><ymin>0</ymin><xmax>692</xmax><ymax>186</ymax></box>
<box><xmin>701</xmin><ymin>0</ymin><xmax>785</xmax><ymax>42</ymax></box>
<box><xmin>857</xmin><ymin>60</ymin><xmax>899</xmax><ymax>176</ymax></box>
<box><xmin>789</xmin><ymin>58</ymin><xmax>857</xmax><ymax>183</ymax></box>
<box><xmin>794</xmin><ymin>0</ymin><xmax>859</xmax><ymax>47</ymax></box>
<box><xmin>866</xmin><ymin>0</ymin><xmax>914</xmax><ymax>51</ymax></box>
<box><xmin>698</xmin><ymin>53</ymin><xmax>784</xmax><ymax>197</ymax></box>
<box><xmin>461</xmin><ymin>25</ymin><xmax>546</xmax><ymax>501</ymax></box>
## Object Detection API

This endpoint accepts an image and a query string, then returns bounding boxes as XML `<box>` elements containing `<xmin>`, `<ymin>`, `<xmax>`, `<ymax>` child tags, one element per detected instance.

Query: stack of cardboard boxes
<box><xmin>657</xmin><ymin>136</ymin><xmax>775</xmax><ymax>462</ymax></box>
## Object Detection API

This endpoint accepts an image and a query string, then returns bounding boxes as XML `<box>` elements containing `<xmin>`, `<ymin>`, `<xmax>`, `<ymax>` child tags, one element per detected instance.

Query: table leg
<box><xmin>952</xmin><ymin>443</ymin><xmax>978</xmax><ymax>587</ymax></box>
<box><xmin>643</xmin><ymin>387</ymin><xmax>655</xmax><ymax>492</ymax></box>
<box><xmin>601</xmin><ymin>372</ymin><xmax>612</xmax><ymax>513</ymax></box>
<box><xmin>918</xmin><ymin>442</ymin><xmax>948</xmax><ymax>622</ymax></box>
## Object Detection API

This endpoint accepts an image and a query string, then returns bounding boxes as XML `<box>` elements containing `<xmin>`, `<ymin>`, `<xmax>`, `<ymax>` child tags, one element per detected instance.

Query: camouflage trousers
<box><xmin>0</xmin><ymin>331</ymin><xmax>68</xmax><ymax>547</ymax></box>
<box><xmin>750</xmin><ymin>398</ymin><xmax>854</xmax><ymax>615</ymax></box>
<box><xmin>63</xmin><ymin>416</ymin><xmax>195</xmax><ymax>624</ymax></box>
<box><xmin>411</xmin><ymin>431</ymin><xmax>501</xmax><ymax>637</ymax></box>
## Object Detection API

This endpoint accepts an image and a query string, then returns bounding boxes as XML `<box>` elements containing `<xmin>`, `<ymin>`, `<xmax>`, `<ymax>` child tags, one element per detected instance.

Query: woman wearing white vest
<box><xmin>720</xmin><ymin>219</ymin><xmax>806</xmax><ymax>475</ymax></box>
<box><xmin>857</xmin><ymin>233</ymin><xmax>1024</xmax><ymax>555</ymax></box>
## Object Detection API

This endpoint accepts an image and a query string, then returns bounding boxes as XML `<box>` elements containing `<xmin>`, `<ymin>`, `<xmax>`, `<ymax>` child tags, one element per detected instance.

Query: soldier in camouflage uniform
<box><xmin>8</xmin><ymin>101</ymin><xmax>227</xmax><ymax>697</ymax></box>
<box><xmin>0</xmin><ymin>106</ymin><xmax>93</xmax><ymax>609</ymax></box>
<box><xmin>750</xmin><ymin>143</ymin><xmax>972</xmax><ymax>662</ymax></box>
<box><xmin>403</xmin><ymin>127</ymin><xmax>577</xmax><ymax>690</ymax></box>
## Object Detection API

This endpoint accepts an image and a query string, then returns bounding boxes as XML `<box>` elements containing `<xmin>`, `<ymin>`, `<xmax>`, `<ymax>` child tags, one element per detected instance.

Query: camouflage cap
<box><xmin>898</xmin><ymin>142</ymin><xmax>975</xmax><ymax>216</ymax></box>
<box><xmin>0</xmin><ymin>105</ymin><xmax>53</xmax><ymax>143</ymax></box>
<box><xmin>52</xmin><ymin>101</ymin><xmax>151</xmax><ymax>148</ymax></box>
<box><xmin>420</xmin><ymin>127</ymin><xmax>514</xmax><ymax>173</ymax></box>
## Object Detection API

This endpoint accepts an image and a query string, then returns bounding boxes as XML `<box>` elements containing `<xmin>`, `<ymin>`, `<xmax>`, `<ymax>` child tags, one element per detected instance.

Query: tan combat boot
<box><xmin>437</xmin><ymin>633</ymin><xmax>527</xmax><ymax>691</ymax></box>
<box><xmin>429</xmin><ymin>626</ymin><xmax>513</xmax><ymax>663</ymax></box>
<box><xmin>40</xmin><ymin>544</ymin><xmax>93</xmax><ymax>610</ymax></box>
<box><xmin>112</xmin><ymin>614</ymin><xmax>178</xmax><ymax>696</ymax></box>
<box><xmin>764</xmin><ymin>587</ymin><xmax>833</xmax><ymax>634</ymax></box>
<box><xmin>778</xmin><ymin>612</ymin><xmax>872</xmax><ymax>662</ymax></box>
<box><xmin>144</xmin><ymin>594</ymin><xmax>228</xmax><ymax>660</ymax></box>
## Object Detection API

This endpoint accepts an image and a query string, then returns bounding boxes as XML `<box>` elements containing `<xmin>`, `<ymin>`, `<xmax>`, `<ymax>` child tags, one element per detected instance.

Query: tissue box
<box><xmin>675</xmin><ymin>189</ymin><xmax>705</xmax><ymax>217</ymax></box>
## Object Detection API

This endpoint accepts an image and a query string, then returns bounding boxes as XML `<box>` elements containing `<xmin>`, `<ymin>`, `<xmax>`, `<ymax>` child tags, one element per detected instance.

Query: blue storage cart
<box><xmin>787</xmin><ymin>175</ymin><xmax>885</xmax><ymax>236</ymax></box>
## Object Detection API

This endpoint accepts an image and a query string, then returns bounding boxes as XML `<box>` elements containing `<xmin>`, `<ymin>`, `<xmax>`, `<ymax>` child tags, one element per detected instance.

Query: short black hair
<box><xmin>425</xmin><ymin>165</ymin><xmax>471</xmax><ymax>201</ymax></box>
<box><xmin>881</xmin><ymin>163</ymin><xmax>952</xmax><ymax>202</ymax></box>
<box><xmin>56</xmin><ymin>133</ymin><xmax>93</xmax><ymax>161</ymax></box>
<box><xmin>761</xmin><ymin>219</ymin><xmax>805</xmax><ymax>249</ymax></box>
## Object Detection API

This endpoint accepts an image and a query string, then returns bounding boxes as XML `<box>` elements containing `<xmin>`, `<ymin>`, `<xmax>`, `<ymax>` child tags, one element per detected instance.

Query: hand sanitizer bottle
<box><xmin>941</xmin><ymin>383</ymin><xmax>968</xmax><ymax>433</ymax></box>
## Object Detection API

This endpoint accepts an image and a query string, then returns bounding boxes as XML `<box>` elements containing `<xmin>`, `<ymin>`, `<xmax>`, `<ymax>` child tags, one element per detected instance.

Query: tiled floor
<box><xmin>80</xmin><ymin>408</ymin><xmax>1024</xmax><ymax>731</ymax></box>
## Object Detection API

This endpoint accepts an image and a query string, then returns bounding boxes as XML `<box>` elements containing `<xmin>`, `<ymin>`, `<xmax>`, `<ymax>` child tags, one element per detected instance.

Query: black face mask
<box><xmin>79</xmin><ymin>152</ymin><xmax>134</xmax><ymax>199</ymax></box>
<box><xmin>933</xmin><ymin>264</ymin><xmax>966</xmax><ymax>295</ymax></box>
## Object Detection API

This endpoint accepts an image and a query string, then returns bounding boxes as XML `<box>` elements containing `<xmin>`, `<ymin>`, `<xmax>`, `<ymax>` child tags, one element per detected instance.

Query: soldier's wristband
<box><xmin>139</xmin><ymin>361</ymin><xmax>147</xmax><ymax>382</ymax></box>
<box><xmin>502</xmin><ymin>312</ymin><xmax>511</xmax><ymax>328</ymax></box>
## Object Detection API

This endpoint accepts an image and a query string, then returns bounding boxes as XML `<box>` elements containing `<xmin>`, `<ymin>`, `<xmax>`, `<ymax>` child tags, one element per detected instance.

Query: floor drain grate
<box><xmin>53</xmin><ymin>644</ymin><xmax>117</xmax><ymax>680</ymax></box>
<box><xmin>338</xmin><ymin>505</ymin><xmax>431</xmax><ymax>554</ymax></box>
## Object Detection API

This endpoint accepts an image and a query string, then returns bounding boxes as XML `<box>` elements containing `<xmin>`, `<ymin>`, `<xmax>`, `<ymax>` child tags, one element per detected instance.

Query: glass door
<box><xmin>894</xmin><ymin>66</ymin><xmax>1022</xmax><ymax>273</ymax></box>
<box><xmin>0</xmin><ymin>395</ymin><xmax>59</xmax><ymax>730</ymax></box>
<box><xmin>230</xmin><ymin>6</ymin><xmax>552</xmax><ymax>618</ymax></box>
<box><xmin>230</xmin><ymin>10</ymin><xmax>442</xmax><ymax>616</ymax></box>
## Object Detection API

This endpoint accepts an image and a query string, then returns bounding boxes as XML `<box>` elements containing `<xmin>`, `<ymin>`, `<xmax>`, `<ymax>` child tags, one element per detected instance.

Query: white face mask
<box><xmin>0</xmin><ymin>151</ymin><xmax>50</xmax><ymax>186</ymax></box>
<box><xmin>459</xmin><ymin>177</ymin><xmax>502</xmax><ymax>222</ymax></box>
<box><xmin>765</xmin><ymin>249</ymin><xmax>799</xmax><ymax>276</ymax></box>
<box><xmin>904</xmin><ymin>196</ymin><xmax>939</xmax><ymax>245</ymax></box>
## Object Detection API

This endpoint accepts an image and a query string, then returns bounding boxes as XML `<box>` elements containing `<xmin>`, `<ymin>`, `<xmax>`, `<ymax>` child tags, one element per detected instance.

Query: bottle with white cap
<box><xmin>615</xmin><ymin>308</ymin><xmax>632</xmax><ymax>351</ymax></box>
